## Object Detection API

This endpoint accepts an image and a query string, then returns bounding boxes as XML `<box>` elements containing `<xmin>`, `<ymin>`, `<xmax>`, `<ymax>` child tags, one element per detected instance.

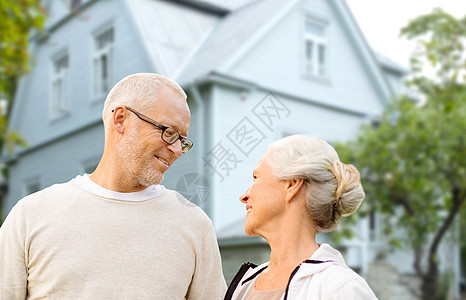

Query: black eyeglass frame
<box><xmin>116</xmin><ymin>106</ymin><xmax>193</xmax><ymax>154</ymax></box>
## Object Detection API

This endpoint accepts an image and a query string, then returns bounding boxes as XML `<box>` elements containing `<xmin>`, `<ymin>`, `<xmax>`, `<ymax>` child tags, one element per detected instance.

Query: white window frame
<box><xmin>50</xmin><ymin>51</ymin><xmax>69</xmax><ymax>119</ymax></box>
<box><xmin>93</xmin><ymin>25</ymin><xmax>114</xmax><ymax>100</ymax></box>
<box><xmin>303</xmin><ymin>17</ymin><xmax>329</xmax><ymax>79</ymax></box>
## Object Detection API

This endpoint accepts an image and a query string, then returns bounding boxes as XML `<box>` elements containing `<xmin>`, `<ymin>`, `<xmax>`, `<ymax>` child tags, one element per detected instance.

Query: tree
<box><xmin>0</xmin><ymin>0</ymin><xmax>44</xmax><ymax>151</ymax></box>
<box><xmin>461</xmin><ymin>208</ymin><xmax>466</xmax><ymax>297</ymax></box>
<box><xmin>0</xmin><ymin>0</ymin><xmax>45</xmax><ymax>219</ymax></box>
<box><xmin>336</xmin><ymin>8</ymin><xmax>466</xmax><ymax>300</ymax></box>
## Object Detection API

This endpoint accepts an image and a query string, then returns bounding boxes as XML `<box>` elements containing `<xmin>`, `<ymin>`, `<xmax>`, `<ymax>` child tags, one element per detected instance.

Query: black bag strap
<box><xmin>224</xmin><ymin>262</ymin><xmax>258</xmax><ymax>300</ymax></box>
<box><xmin>283</xmin><ymin>260</ymin><xmax>334</xmax><ymax>300</ymax></box>
<box><xmin>241</xmin><ymin>266</ymin><xmax>267</xmax><ymax>285</ymax></box>
<box><xmin>226</xmin><ymin>259</ymin><xmax>334</xmax><ymax>300</ymax></box>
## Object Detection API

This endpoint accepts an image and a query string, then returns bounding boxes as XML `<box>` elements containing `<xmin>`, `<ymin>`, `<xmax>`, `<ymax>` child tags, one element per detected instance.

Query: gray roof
<box><xmin>126</xmin><ymin>0</ymin><xmax>221</xmax><ymax>76</ymax></box>
<box><xmin>126</xmin><ymin>0</ymin><xmax>266</xmax><ymax>79</ymax></box>
<box><xmin>173</xmin><ymin>0</ymin><xmax>255</xmax><ymax>11</ymax></box>
<box><xmin>374</xmin><ymin>51</ymin><xmax>409</xmax><ymax>75</ymax></box>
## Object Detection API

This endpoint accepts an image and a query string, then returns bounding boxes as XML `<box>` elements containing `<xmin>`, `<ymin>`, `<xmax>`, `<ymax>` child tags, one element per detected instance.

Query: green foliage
<box><xmin>338</xmin><ymin>91</ymin><xmax>466</xmax><ymax>249</ymax></box>
<box><xmin>0</xmin><ymin>0</ymin><xmax>44</xmax><ymax>153</ymax></box>
<box><xmin>336</xmin><ymin>8</ymin><xmax>466</xmax><ymax>299</ymax></box>
<box><xmin>401</xmin><ymin>8</ymin><xmax>466</xmax><ymax>88</ymax></box>
<box><xmin>0</xmin><ymin>0</ymin><xmax>45</xmax><ymax>97</ymax></box>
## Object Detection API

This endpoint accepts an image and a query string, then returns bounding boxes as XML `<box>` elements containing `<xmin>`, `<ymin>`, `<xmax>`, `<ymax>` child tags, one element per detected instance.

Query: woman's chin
<box><xmin>244</xmin><ymin>226</ymin><xmax>255</xmax><ymax>236</ymax></box>
<box><xmin>244</xmin><ymin>225</ymin><xmax>261</xmax><ymax>237</ymax></box>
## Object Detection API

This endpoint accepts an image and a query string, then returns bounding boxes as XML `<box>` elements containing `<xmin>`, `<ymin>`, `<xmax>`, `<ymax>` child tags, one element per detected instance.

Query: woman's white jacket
<box><xmin>225</xmin><ymin>243</ymin><xmax>378</xmax><ymax>300</ymax></box>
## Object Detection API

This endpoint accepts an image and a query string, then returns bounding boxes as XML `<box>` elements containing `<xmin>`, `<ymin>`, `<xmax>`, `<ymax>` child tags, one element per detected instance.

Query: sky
<box><xmin>345</xmin><ymin>0</ymin><xmax>466</xmax><ymax>68</ymax></box>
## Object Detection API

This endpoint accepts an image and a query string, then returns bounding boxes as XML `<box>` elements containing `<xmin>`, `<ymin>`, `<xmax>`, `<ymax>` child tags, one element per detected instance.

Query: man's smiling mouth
<box><xmin>155</xmin><ymin>155</ymin><xmax>169</xmax><ymax>167</ymax></box>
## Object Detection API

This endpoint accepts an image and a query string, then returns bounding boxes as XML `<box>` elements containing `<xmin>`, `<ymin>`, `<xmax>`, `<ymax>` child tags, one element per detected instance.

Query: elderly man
<box><xmin>0</xmin><ymin>73</ymin><xmax>226</xmax><ymax>299</ymax></box>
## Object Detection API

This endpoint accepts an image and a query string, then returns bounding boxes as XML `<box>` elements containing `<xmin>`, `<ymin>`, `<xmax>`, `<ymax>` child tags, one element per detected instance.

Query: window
<box><xmin>93</xmin><ymin>26</ymin><xmax>114</xmax><ymax>99</ymax></box>
<box><xmin>304</xmin><ymin>18</ymin><xmax>328</xmax><ymax>78</ymax></box>
<box><xmin>51</xmin><ymin>52</ymin><xmax>69</xmax><ymax>118</ymax></box>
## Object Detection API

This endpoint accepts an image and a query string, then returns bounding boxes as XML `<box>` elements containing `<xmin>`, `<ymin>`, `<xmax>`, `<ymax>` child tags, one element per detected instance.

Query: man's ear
<box><xmin>112</xmin><ymin>107</ymin><xmax>126</xmax><ymax>134</ymax></box>
<box><xmin>285</xmin><ymin>179</ymin><xmax>305</xmax><ymax>203</ymax></box>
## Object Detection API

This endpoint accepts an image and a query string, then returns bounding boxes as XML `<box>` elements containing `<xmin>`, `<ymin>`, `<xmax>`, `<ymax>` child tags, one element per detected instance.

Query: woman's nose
<box><xmin>239</xmin><ymin>188</ymin><xmax>250</xmax><ymax>203</ymax></box>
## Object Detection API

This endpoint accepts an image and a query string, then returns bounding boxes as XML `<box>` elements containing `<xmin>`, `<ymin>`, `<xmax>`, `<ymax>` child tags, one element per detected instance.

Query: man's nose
<box><xmin>167</xmin><ymin>139</ymin><xmax>183</xmax><ymax>156</ymax></box>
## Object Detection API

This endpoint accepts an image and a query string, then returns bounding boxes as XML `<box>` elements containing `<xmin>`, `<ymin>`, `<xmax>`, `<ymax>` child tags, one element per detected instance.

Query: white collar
<box><xmin>74</xmin><ymin>174</ymin><xmax>164</xmax><ymax>201</ymax></box>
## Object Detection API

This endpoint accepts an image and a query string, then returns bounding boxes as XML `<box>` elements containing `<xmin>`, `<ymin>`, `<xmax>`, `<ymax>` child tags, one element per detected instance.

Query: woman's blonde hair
<box><xmin>265</xmin><ymin>134</ymin><xmax>365</xmax><ymax>233</ymax></box>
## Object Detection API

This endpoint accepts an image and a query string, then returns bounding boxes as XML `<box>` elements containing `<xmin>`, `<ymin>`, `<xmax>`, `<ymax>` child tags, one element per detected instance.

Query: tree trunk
<box><xmin>421</xmin><ymin>259</ymin><xmax>438</xmax><ymax>300</ymax></box>
<box><xmin>419</xmin><ymin>186</ymin><xmax>465</xmax><ymax>300</ymax></box>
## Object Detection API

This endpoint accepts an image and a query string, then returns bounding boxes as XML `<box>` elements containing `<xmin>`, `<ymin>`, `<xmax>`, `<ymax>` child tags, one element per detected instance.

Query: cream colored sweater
<box><xmin>0</xmin><ymin>177</ymin><xmax>226</xmax><ymax>299</ymax></box>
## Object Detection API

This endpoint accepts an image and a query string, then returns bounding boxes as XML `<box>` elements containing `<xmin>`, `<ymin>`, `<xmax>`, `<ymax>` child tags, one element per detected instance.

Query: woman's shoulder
<box><xmin>320</xmin><ymin>263</ymin><xmax>365</xmax><ymax>284</ymax></box>
<box><xmin>316</xmin><ymin>264</ymin><xmax>377</xmax><ymax>298</ymax></box>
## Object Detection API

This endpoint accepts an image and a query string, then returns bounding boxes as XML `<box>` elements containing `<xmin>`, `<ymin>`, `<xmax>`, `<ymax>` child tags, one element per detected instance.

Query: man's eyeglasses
<box><xmin>120</xmin><ymin>106</ymin><xmax>193</xmax><ymax>154</ymax></box>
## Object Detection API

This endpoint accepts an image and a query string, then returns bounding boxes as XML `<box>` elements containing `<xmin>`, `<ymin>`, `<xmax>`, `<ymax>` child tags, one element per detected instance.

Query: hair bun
<box><xmin>331</xmin><ymin>161</ymin><xmax>365</xmax><ymax>217</ymax></box>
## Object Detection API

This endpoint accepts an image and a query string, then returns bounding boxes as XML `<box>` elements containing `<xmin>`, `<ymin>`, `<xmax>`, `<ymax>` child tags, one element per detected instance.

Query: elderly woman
<box><xmin>224</xmin><ymin>135</ymin><xmax>377</xmax><ymax>300</ymax></box>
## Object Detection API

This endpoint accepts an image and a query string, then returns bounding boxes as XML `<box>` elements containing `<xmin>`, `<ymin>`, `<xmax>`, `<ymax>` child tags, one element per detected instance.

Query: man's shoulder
<box><xmin>162</xmin><ymin>188</ymin><xmax>212</xmax><ymax>224</ymax></box>
<box><xmin>18</xmin><ymin>179</ymin><xmax>80</xmax><ymax>210</ymax></box>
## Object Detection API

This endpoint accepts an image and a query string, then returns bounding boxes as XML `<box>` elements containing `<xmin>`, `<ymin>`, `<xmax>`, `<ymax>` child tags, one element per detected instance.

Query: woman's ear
<box><xmin>285</xmin><ymin>179</ymin><xmax>304</xmax><ymax>203</ymax></box>
<box><xmin>112</xmin><ymin>107</ymin><xmax>126</xmax><ymax>134</ymax></box>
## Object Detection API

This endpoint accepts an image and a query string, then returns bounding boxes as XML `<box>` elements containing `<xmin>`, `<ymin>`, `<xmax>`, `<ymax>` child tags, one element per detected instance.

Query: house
<box><xmin>3</xmin><ymin>0</ymin><xmax>459</xmax><ymax>298</ymax></box>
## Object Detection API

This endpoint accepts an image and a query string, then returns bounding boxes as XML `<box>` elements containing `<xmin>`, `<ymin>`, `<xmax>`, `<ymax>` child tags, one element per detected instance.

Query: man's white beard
<box><xmin>117</xmin><ymin>129</ymin><xmax>164</xmax><ymax>187</ymax></box>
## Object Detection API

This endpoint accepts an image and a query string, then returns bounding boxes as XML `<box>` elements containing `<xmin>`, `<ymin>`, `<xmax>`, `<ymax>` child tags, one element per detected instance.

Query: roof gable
<box><xmin>172</xmin><ymin>0</ymin><xmax>396</xmax><ymax>104</ymax></box>
<box><xmin>123</xmin><ymin>0</ymin><xmax>399</xmax><ymax>104</ymax></box>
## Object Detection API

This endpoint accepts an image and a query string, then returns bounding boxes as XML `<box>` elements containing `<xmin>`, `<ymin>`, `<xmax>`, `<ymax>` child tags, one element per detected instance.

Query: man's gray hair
<box><xmin>102</xmin><ymin>73</ymin><xmax>186</xmax><ymax>127</ymax></box>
